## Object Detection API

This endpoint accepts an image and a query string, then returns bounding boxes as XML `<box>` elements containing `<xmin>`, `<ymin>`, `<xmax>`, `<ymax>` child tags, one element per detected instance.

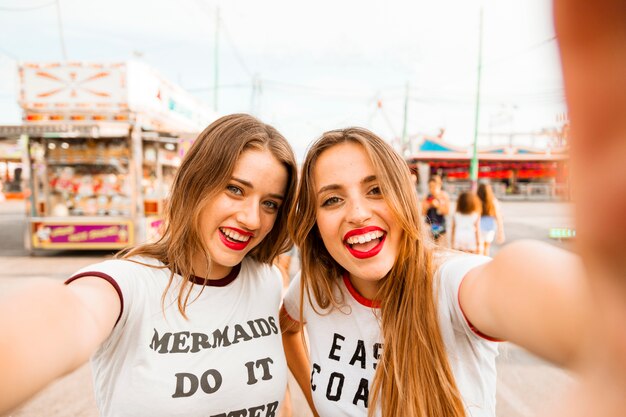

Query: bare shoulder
<box><xmin>65</xmin><ymin>275</ymin><xmax>121</xmax><ymax>334</ymax></box>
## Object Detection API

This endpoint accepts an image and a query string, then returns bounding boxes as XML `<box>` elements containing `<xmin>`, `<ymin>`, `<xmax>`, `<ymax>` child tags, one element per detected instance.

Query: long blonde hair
<box><xmin>288</xmin><ymin>127</ymin><xmax>465</xmax><ymax>417</ymax></box>
<box><xmin>120</xmin><ymin>114</ymin><xmax>297</xmax><ymax>317</ymax></box>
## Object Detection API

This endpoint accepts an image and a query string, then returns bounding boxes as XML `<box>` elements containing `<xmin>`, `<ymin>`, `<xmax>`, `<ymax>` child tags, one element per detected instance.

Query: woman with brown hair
<box><xmin>0</xmin><ymin>114</ymin><xmax>298</xmax><ymax>416</ymax></box>
<box><xmin>451</xmin><ymin>191</ymin><xmax>482</xmax><ymax>254</ymax></box>
<box><xmin>281</xmin><ymin>127</ymin><xmax>589</xmax><ymax>417</ymax></box>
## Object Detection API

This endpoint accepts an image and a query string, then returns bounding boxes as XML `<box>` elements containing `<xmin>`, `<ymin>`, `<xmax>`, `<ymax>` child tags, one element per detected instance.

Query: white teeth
<box><xmin>346</xmin><ymin>230</ymin><xmax>384</xmax><ymax>245</ymax></box>
<box><xmin>220</xmin><ymin>228</ymin><xmax>250</xmax><ymax>242</ymax></box>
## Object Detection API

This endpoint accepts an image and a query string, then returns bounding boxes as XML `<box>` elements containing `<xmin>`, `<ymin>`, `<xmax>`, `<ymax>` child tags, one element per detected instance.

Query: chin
<box><xmin>209</xmin><ymin>249</ymin><xmax>245</xmax><ymax>267</ymax></box>
<box><xmin>222</xmin><ymin>254</ymin><xmax>247</xmax><ymax>266</ymax></box>
<box><xmin>351</xmin><ymin>265</ymin><xmax>391</xmax><ymax>282</ymax></box>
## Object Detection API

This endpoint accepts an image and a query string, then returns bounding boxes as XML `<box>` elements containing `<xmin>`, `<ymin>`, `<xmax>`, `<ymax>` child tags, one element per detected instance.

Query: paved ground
<box><xmin>0</xmin><ymin>199</ymin><xmax>577</xmax><ymax>417</ymax></box>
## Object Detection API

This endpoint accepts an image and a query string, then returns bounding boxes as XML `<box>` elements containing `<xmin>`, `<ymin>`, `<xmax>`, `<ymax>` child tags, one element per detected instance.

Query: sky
<box><xmin>0</xmin><ymin>0</ymin><xmax>566</xmax><ymax>160</ymax></box>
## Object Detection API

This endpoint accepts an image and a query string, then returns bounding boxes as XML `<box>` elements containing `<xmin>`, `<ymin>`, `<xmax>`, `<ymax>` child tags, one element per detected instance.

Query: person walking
<box><xmin>422</xmin><ymin>175</ymin><xmax>450</xmax><ymax>244</ymax></box>
<box><xmin>476</xmin><ymin>183</ymin><xmax>505</xmax><ymax>256</ymax></box>
<box><xmin>451</xmin><ymin>191</ymin><xmax>482</xmax><ymax>254</ymax></box>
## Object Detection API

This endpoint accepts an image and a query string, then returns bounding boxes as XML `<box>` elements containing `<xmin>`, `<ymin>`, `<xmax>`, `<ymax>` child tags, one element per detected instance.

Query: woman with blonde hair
<box><xmin>0</xmin><ymin>114</ymin><xmax>298</xmax><ymax>416</ymax></box>
<box><xmin>477</xmin><ymin>183</ymin><xmax>505</xmax><ymax>256</ymax></box>
<box><xmin>281</xmin><ymin>127</ymin><xmax>589</xmax><ymax>417</ymax></box>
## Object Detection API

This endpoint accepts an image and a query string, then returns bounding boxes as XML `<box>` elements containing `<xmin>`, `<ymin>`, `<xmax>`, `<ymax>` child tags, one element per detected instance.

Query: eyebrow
<box><xmin>232</xmin><ymin>176</ymin><xmax>284</xmax><ymax>200</ymax></box>
<box><xmin>317</xmin><ymin>175</ymin><xmax>377</xmax><ymax>195</ymax></box>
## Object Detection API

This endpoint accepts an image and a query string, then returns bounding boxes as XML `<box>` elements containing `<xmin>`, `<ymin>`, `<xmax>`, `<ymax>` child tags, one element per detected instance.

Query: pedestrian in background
<box><xmin>422</xmin><ymin>174</ymin><xmax>450</xmax><ymax>244</ymax></box>
<box><xmin>451</xmin><ymin>191</ymin><xmax>482</xmax><ymax>254</ymax></box>
<box><xmin>477</xmin><ymin>183</ymin><xmax>505</xmax><ymax>256</ymax></box>
<box><xmin>0</xmin><ymin>114</ymin><xmax>298</xmax><ymax>417</ymax></box>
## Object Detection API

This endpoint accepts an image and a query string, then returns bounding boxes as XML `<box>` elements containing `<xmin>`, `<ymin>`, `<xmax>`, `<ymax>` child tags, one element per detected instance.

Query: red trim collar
<box><xmin>190</xmin><ymin>263</ymin><xmax>241</xmax><ymax>287</ymax></box>
<box><xmin>342</xmin><ymin>272</ymin><xmax>381</xmax><ymax>308</ymax></box>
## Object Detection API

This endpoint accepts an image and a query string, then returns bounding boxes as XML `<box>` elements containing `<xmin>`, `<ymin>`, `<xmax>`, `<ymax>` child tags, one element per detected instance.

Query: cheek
<box><xmin>255</xmin><ymin>213</ymin><xmax>273</xmax><ymax>238</ymax></box>
<box><xmin>315</xmin><ymin>215</ymin><xmax>340</xmax><ymax>250</ymax></box>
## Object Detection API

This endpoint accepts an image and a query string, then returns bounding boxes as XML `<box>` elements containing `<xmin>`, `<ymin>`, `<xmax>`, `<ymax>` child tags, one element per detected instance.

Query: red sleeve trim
<box><xmin>457</xmin><ymin>275</ymin><xmax>504</xmax><ymax>343</ymax></box>
<box><xmin>280</xmin><ymin>304</ymin><xmax>303</xmax><ymax>325</ymax></box>
<box><xmin>65</xmin><ymin>272</ymin><xmax>124</xmax><ymax>326</ymax></box>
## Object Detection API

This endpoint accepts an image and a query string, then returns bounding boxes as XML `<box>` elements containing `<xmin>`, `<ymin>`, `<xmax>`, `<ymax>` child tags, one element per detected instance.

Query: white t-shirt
<box><xmin>453</xmin><ymin>212</ymin><xmax>480</xmax><ymax>251</ymax></box>
<box><xmin>282</xmin><ymin>254</ymin><xmax>499</xmax><ymax>417</ymax></box>
<box><xmin>68</xmin><ymin>256</ymin><xmax>287</xmax><ymax>417</ymax></box>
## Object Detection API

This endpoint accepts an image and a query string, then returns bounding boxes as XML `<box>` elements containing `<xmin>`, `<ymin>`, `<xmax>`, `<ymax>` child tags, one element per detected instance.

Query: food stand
<box><xmin>0</xmin><ymin>139</ymin><xmax>24</xmax><ymax>199</ymax></box>
<box><xmin>0</xmin><ymin>61</ymin><xmax>214</xmax><ymax>251</ymax></box>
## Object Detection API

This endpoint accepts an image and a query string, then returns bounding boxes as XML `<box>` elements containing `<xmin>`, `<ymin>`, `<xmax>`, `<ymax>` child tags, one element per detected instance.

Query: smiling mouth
<box><xmin>219</xmin><ymin>227</ymin><xmax>252</xmax><ymax>250</ymax></box>
<box><xmin>344</xmin><ymin>229</ymin><xmax>386</xmax><ymax>259</ymax></box>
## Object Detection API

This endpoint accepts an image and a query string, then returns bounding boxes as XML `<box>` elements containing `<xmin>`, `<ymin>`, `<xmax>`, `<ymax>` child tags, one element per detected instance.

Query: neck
<box><xmin>191</xmin><ymin>253</ymin><xmax>233</xmax><ymax>280</ymax></box>
<box><xmin>348</xmin><ymin>275</ymin><xmax>380</xmax><ymax>301</ymax></box>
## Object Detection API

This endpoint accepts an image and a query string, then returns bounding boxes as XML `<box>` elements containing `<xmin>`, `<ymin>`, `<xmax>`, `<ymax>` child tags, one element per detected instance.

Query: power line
<box><xmin>483</xmin><ymin>35</ymin><xmax>557</xmax><ymax>67</ymax></box>
<box><xmin>261</xmin><ymin>79</ymin><xmax>373</xmax><ymax>99</ymax></box>
<box><xmin>186</xmin><ymin>83</ymin><xmax>251</xmax><ymax>92</ymax></box>
<box><xmin>55</xmin><ymin>0</ymin><xmax>68</xmax><ymax>60</ymax></box>
<box><xmin>220</xmin><ymin>19</ymin><xmax>254</xmax><ymax>78</ymax></box>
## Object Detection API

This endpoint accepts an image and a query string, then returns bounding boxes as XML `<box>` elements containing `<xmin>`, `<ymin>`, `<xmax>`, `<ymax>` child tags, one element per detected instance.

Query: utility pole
<box><xmin>401</xmin><ymin>81</ymin><xmax>410</xmax><ymax>156</ymax></box>
<box><xmin>213</xmin><ymin>7</ymin><xmax>220</xmax><ymax>112</ymax></box>
<box><xmin>55</xmin><ymin>0</ymin><xmax>68</xmax><ymax>61</ymax></box>
<box><xmin>470</xmin><ymin>7</ymin><xmax>484</xmax><ymax>192</ymax></box>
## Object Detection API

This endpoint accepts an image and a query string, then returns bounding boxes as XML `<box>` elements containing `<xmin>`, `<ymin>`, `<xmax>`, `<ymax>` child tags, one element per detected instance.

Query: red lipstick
<box><xmin>343</xmin><ymin>226</ymin><xmax>386</xmax><ymax>259</ymax></box>
<box><xmin>219</xmin><ymin>227</ymin><xmax>253</xmax><ymax>251</ymax></box>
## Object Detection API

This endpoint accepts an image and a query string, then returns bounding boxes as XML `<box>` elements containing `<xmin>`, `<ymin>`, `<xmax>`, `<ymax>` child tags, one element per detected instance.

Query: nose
<box><xmin>235</xmin><ymin>198</ymin><xmax>261</xmax><ymax>231</ymax></box>
<box><xmin>346</xmin><ymin>196</ymin><xmax>372</xmax><ymax>225</ymax></box>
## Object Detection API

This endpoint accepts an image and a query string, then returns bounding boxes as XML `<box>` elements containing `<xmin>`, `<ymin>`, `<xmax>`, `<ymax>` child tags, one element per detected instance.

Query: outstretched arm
<box><xmin>555</xmin><ymin>0</ymin><xmax>626</xmax><ymax>269</ymax></box>
<box><xmin>553</xmin><ymin>1</ymin><xmax>626</xmax><ymax>415</ymax></box>
<box><xmin>458</xmin><ymin>240</ymin><xmax>591</xmax><ymax>367</ymax></box>
<box><xmin>279</xmin><ymin>306</ymin><xmax>319</xmax><ymax>417</ymax></box>
<box><xmin>0</xmin><ymin>277</ymin><xmax>120</xmax><ymax>413</ymax></box>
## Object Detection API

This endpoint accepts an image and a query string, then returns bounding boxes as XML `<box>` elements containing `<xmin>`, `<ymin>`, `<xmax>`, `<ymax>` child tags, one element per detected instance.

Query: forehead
<box><xmin>232</xmin><ymin>148</ymin><xmax>287</xmax><ymax>189</ymax></box>
<box><xmin>313</xmin><ymin>142</ymin><xmax>374</xmax><ymax>186</ymax></box>
<box><xmin>233</xmin><ymin>148</ymin><xmax>281</xmax><ymax>173</ymax></box>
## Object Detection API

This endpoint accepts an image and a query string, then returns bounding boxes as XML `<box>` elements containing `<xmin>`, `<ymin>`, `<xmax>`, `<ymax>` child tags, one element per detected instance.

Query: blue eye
<box><xmin>263</xmin><ymin>200</ymin><xmax>279</xmax><ymax>211</ymax></box>
<box><xmin>227</xmin><ymin>185</ymin><xmax>243</xmax><ymax>195</ymax></box>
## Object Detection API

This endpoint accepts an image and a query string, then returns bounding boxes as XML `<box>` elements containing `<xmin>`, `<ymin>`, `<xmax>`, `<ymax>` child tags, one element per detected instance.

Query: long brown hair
<box><xmin>288</xmin><ymin>127</ymin><xmax>466</xmax><ymax>417</ymax></box>
<box><xmin>120</xmin><ymin>114</ymin><xmax>297</xmax><ymax>317</ymax></box>
<box><xmin>477</xmin><ymin>183</ymin><xmax>496</xmax><ymax>217</ymax></box>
